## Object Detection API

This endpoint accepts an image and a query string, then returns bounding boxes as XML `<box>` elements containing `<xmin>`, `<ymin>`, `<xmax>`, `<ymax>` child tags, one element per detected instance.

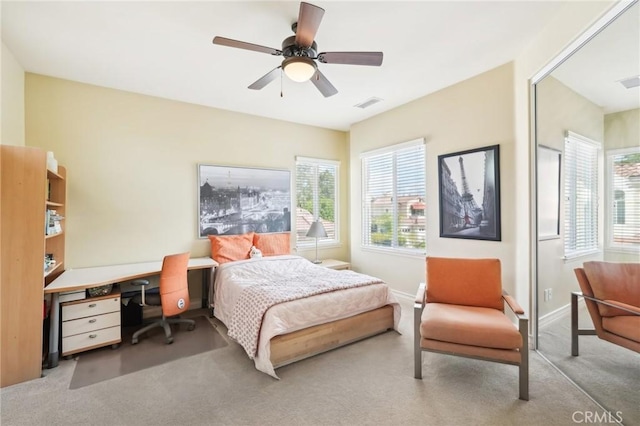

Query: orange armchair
<box><xmin>572</xmin><ymin>261</ymin><xmax>640</xmax><ymax>356</ymax></box>
<box><xmin>414</xmin><ymin>257</ymin><xmax>529</xmax><ymax>400</ymax></box>
<box><xmin>131</xmin><ymin>252</ymin><xmax>195</xmax><ymax>345</ymax></box>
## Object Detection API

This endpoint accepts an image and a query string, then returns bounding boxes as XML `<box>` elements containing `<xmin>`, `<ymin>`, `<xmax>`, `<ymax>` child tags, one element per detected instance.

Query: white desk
<box><xmin>44</xmin><ymin>257</ymin><xmax>217</xmax><ymax>368</ymax></box>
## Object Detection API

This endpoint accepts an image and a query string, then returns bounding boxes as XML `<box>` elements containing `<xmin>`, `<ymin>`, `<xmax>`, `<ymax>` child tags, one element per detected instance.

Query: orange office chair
<box><xmin>414</xmin><ymin>257</ymin><xmax>529</xmax><ymax>400</ymax></box>
<box><xmin>131</xmin><ymin>252</ymin><xmax>195</xmax><ymax>345</ymax></box>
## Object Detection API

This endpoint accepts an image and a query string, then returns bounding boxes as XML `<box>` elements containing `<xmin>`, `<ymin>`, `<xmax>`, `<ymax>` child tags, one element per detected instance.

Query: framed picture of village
<box><xmin>438</xmin><ymin>144</ymin><xmax>501</xmax><ymax>241</ymax></box>
<box><xmin>197</xmin><ymin>164</ymin><xmax>291</xmax><ymax>238</ymax></box>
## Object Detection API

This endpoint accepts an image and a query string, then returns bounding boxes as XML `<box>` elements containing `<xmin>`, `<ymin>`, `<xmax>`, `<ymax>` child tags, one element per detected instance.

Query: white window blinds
<box><xmin>361</xmin><ymin>139</ymin><xmax>426</xmax><ymax>253</ymax></box>
<box><xmin>563</xmin><ymin>131</ymin><xmax>600</xmax><ymax>258</ymax></box>
<box><xmin>295</xmin><ymin>157</ymin><xmax>339</xmax><ymax>246</ymax></box>
<box><xmin>608</xmin><ymin>147</ymin><xmax>640</xmax><ymax>251</ymax></box>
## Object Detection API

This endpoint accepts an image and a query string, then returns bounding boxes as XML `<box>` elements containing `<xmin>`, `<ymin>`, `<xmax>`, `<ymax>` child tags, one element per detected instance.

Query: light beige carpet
<box><xmin>1</xmin><ymin>302</ymin><xmax>615</xmax><ymax>426</ymax></box>
<box><xmin>69</xmin><ymin>315</ymin><xmax>227</xmax><ymax>389</ymax></box>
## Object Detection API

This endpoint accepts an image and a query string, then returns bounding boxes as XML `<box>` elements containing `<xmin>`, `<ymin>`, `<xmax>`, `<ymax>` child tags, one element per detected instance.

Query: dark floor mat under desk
<box><xmin>69</xmin><ymin>315</ymin><xmax>228</xmax><ymax>389</ymax></box>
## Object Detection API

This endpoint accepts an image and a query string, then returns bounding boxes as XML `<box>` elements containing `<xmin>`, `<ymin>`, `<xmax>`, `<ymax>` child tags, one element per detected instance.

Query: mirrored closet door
<box><xmin>532</xmin><ymin>1</ymin><xmax>639</xmax><ymax>424</ymax></box>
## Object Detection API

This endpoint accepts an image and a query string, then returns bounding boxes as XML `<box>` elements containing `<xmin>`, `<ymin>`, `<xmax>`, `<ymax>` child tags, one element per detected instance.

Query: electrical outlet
<box><xmin>548</xmin><ymin>288</ymin><xmax>553</xmax><ymax>300</ymax></box>
<box><xmin>543</xmin><ymin>289</ymin><xmax>551</xmax><ymax>301</ymax></box>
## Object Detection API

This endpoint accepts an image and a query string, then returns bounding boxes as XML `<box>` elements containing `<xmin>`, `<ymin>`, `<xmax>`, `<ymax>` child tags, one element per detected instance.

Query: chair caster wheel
<box><xmin>132</xmin><ymin>338</ymin><xmax>138</xmax><ymax>345</ymax></box>
<box><xmin>187</xmin><ymin>324</ymin><xmax>196</xmax><ymax>331</ymax></box>
<box><xmin>166</xmin><ymin>337</ymin><xmax>174</xmax><ymax>344</ymax></box>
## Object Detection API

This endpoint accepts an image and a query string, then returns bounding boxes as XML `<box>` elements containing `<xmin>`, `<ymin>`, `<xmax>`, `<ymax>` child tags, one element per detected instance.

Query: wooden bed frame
<box><xmin>270</xmin><ymin>305</ymin><xmax>395</xmax><ymax>368</ymax></box>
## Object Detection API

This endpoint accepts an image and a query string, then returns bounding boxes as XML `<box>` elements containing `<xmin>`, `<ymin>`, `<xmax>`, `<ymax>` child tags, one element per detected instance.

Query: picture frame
<box><xmin>438</xmin><ymin>144</ymin><xmax>501</xmax><ymax>241</ymax></box>
<box><xmin>537</xmin><ymin>145</ymin><xmax>561</xmax><ymax>240</ymax></box>
<box><xmin>197</xmin><ymin>164</ymin><xmax>291</xmax><ymax>238</ymax></box>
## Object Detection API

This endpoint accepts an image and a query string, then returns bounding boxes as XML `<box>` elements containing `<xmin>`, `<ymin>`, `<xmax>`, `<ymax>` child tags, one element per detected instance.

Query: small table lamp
<box><xmin>306</xmin><ymin>220</ymin><xmax>327</xmax><ymax>264</ymax></box>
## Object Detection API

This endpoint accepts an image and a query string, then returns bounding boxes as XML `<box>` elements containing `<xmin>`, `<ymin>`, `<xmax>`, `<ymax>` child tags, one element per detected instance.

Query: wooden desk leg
<box><xmin>201</xmin><ymin>269</ymin><xmax>207</xmax><ymax>310</ymax></box>
<box><xmin>47</xmin><ymin>293</ymin><xmax>60</xmax><ymax>368</ymax></box>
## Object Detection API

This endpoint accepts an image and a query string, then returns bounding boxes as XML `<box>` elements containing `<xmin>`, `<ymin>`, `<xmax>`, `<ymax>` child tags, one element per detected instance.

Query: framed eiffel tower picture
<box><xmin>438</xmin><ymin>144</ymin><xmax>501</xmax><ymax>241</ymax></box>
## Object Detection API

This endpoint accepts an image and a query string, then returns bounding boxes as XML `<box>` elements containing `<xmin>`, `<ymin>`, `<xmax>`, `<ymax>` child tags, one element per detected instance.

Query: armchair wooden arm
<box><xmin>502</xmin><ymin>290</ymin><xmax>525</xmax><ymax>315</ymax></box>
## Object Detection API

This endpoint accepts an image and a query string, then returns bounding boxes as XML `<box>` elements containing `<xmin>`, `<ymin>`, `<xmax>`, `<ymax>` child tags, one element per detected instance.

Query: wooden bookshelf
<box><xmin>45</xmin><ymin>167</ymin><xmax>66</xmax><ymax>285</ymax></box>
<box><xmin>1</xmin><ymin>146</ymin><xmax>66</xmax><ymax>388</ymax></box>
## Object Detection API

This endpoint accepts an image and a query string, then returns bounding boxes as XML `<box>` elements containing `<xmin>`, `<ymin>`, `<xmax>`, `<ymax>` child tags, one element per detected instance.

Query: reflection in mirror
<box><xmin>534</xmin><ymin>1</ymin><xmax>640</xmax><ymax>424</ymax></box>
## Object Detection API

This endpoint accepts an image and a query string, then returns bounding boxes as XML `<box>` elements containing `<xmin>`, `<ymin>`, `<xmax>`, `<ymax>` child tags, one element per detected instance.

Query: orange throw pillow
<box><xmin>208</xmin><ymin>232</ymin><xmax>254</xmax><ymax>264</ymax></box>
<box><xmin>253</xmin><ymin>232</ymin><xmax>291</xmax><ymax>256</ymax></box>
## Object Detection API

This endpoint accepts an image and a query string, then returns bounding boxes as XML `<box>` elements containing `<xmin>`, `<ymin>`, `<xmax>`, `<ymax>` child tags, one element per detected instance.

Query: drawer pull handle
<box><xmin>89</xmin><ymin>334</ymin><xmax>97</xmax><ymax>339</ymax></box>
<box><xmin>89</xmin><ymin>319</ymin><xmax>97</xmax><ymax>323</ymax></box>
<box><xmin>89</xmin><ymin>304</ymin><xmax>97</xmax><ymax>308</ymax></box>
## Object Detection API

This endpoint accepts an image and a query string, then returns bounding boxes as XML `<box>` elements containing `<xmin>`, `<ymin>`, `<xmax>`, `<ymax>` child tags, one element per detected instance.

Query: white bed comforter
<box><xmin>211</xmin><ymin>255</ymin><xmax>400</xmax><ymax>378</ymax></box>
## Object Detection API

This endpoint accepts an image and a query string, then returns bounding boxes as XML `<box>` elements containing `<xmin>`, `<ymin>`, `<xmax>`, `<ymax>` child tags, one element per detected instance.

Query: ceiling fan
<box><xmin>212</xmin><ymin>2</ymin><xmax>383</xmax><ymax>98</ymax></box>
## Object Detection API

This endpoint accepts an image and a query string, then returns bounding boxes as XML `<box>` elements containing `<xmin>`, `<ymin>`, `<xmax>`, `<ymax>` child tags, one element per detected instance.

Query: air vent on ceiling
<box><xmin>619</xmin><ymin>75</ymin><xmax>640</xmax><ymax>89</ymax></box>
<box><xmin>354</xmin><ymin>97</ymin><xmax>383</xmax><ymax>109</ymax></box>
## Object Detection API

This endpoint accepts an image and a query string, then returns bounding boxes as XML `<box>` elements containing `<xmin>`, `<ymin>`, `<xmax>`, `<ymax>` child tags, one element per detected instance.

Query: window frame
<box><xmin>606</xmin><ymin>146</ymin><xmax>640</xmax><ymax>253</ymax></box>
<box><xmin>563</xmin><ymin>131</ymin><xmax>601</xmax><ymax>260</ymax></box>
<box><xmin>294</xmin><ymin>156</ymin><xmax>340</xmax><ymax>249</ymax></box>
<box><xmin>360</xmin><ymin>138</ymin><xmax>426</xmax><ymax>256</ymax></box>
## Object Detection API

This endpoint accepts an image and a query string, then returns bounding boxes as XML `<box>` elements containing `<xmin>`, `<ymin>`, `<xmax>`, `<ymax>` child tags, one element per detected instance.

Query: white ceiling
<box><xmin>1</xmin><ymin>1</ymin><xmax>575</xmax><ymax>131</ymax></box>
<box><xmin>551</xmin><ymin>1</ymin><xmax>640</xmax><ymax>114</ymax></box>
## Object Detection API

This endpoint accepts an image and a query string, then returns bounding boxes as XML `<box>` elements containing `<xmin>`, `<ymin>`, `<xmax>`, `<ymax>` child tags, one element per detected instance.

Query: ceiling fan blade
<box><xmin>318</xmin><ymin>52</ymin><xmax>383</xmax><ymax>66</ymax></box>
<box><xmin>295</xmin><ymin>2</ymin><xmax>325</xmax><ymax>48</ymax></box>
<box><xmin>311</xmin><ymin>69</ymin><xmax>338</xmax><ymax>98</ymax></box>
<box><xmin>248</xmin><ymin>67</ymin><xmax>281</xmax><ymax>90</ymax></box>
<box><xmin>213</xmin><ymin>36</ymin><xmax>282</xmax><ymax>56</ymax></box>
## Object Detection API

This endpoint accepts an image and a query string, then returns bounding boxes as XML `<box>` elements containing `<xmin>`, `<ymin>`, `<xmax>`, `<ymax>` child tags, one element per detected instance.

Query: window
<box><xmin>608</xmin><ymin>147</ymin><xmax>640</xmax><ymax>251</ymax></box>
<box><xmin>361</xmin><ymin>138</ymin><xmax>426</xmax><ymax>253</ymax></box>
<box><xmin>563</xmin><ymin>131</ymin><xmax>600</xmax><ymax>258</ymax></box>
<box><xmin>295</xmin><ymin>157</ymin><xmax>339</xmax><ymax>246</ymax></box>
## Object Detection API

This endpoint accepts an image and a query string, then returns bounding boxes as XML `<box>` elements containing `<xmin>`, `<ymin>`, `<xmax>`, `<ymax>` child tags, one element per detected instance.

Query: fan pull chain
<box><xmin>280</xmin><ymin>69</ymin><xmax>284</xmax><ymax>98</ymax></box>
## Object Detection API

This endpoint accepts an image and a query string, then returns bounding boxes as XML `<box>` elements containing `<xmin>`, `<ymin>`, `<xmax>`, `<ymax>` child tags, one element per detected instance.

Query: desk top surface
<box><xmin>44</xmin><ymin>257</ymin><xmax>217</xmax><ymax>294</ymax></box>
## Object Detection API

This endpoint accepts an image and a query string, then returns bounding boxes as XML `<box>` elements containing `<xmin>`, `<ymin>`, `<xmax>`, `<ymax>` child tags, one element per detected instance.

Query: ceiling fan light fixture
<box><xmin>282</xmin><ymin>57</ymin><xmax>317</xmax><ymax>82</ymax></box>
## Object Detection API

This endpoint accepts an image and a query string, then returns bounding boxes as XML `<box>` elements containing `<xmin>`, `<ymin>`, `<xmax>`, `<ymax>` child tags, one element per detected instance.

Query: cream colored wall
<box><xmin>15</xmin><ymin>0</ymin><xmax>617</xmax><ymax>313</ymax></box>
<box><xmin>25</xmin><ymin>74</ymin><xmax>349</xmax><ymax>274</ymax></box>
<box><xmin>349</xmin><ymin>63</ymin><xmax>516</xmax><ymax>297</ymax></box>
<box><xmin>605</xmin><ymin>108</ymin><xmax>640</xmax><ymax>150</ymax></box>
<box><xmin>535</xmin><ymin>76</ymin><xmax>604</xmax><ymax>318</ymax></box>
<box><xmin>348</xmin><ymin>0</ymin><xmax>615</xmax><ymax>312</ymax></box>
<box><xmin>1</xmin><ymin>42</ymin><xmax>25</xmax><ymax>146</ymax></box>
<box><xmin>604</xmin><ymin>108</ymin><xmax>640</xmax><ymax>262</ymax></box>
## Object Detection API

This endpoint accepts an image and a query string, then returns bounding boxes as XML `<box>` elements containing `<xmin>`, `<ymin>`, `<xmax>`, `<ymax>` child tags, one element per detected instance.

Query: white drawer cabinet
<box><xmin>61</xmin><ymin>291</ymin><xmax>121</xmax><ymax>356</ymax></box>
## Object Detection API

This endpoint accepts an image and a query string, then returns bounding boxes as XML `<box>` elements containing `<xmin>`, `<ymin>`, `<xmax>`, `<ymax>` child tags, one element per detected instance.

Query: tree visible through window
<box><xmin>295</xmin><ymin>157</ymin><xmax>339</xmax><ymax>246</ymax></box>
<box><xmin>361</xmin><ymin>139</ymin><xmax>426</xmax><ymax>253</ymax></box>
<box><xmin>608</xmin><ymin>148</ymin><xmax>640</xmax><ymax>250</ymax></box>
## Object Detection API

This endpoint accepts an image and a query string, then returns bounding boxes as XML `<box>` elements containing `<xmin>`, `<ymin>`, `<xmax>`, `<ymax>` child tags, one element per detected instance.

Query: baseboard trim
<box><xmin>391</xmin><ymin>289</ymin><xmax>415</xmax><ymax>302</ymax></box>
<box><xmin>539</xmin><ymin>298</ymin><xmax>586</xmax><ymax>329</ymax></box>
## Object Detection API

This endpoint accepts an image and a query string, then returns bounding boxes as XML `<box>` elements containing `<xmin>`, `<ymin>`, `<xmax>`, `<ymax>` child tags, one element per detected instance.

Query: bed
<box><xmin>207</xmin><ymin>232</ymin><xmax>400</xmax><ymax>378</ymax></box>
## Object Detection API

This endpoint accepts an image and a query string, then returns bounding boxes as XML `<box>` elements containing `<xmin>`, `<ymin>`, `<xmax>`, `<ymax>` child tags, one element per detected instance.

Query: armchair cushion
<box><xmin>602</xmin><ymin>316</ymin><xmax>640</xmax><ymax>342</ymax></box>
<box><xmin>426</xmin><ymin>257</ymin><xmax>503</xmax><ymax>310</ymax></box>
<box><xmin>420</xmin><ymin>303</ymin><xmax>522</xmax><ymax>350</ymax></box>
<box><xmin>583</xmin><ymin>261</ymin><xmax>640</xmax><ymax>317</ymax></box>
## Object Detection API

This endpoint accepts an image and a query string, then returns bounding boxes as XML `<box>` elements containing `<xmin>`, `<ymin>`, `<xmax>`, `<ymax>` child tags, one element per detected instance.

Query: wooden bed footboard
<box><xmin>270</xmin><ymin>305</ymin><xmax>395</xmax><ymax>368</ymax></box>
